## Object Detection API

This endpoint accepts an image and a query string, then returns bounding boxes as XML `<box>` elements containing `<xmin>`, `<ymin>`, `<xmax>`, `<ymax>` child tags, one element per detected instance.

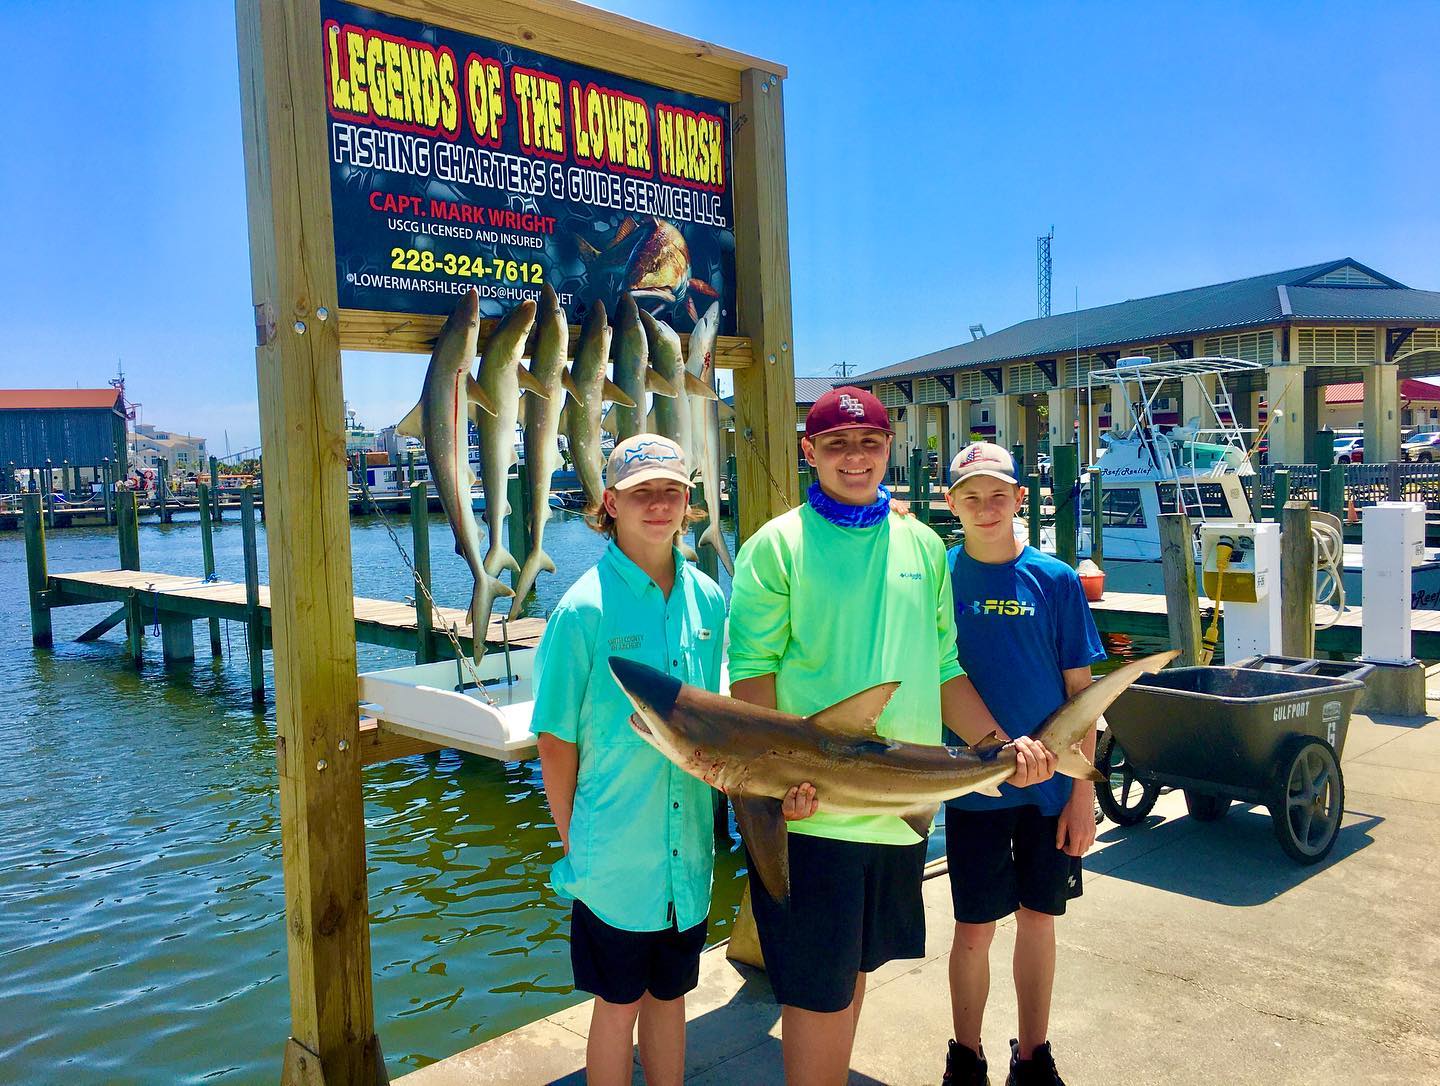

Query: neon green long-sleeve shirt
<box><xmin>727</xmin><ymin>505</ymin><xmax>963</xmax><ymax>845</ymax></box>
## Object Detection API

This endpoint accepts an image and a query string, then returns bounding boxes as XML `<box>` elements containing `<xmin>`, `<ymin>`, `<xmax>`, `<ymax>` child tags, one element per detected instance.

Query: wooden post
<box><xmin>240</xmin><ymin>487</ymin><xmax>265</xmax><ymax>705</ymax></box>
<box><xmin>23</xmin><ymin>493</ymin><xmax>52</xmax><ymax>647</ymax></box>
<box><xmin>1027</xmin><ymin>473</ymin><xmax>1042</xmax><ymax>549</ymax></box>
<box><xmin>117</xmin><ymin>490</ymin><xmax>141</xmax><ymax>571</ymax></box>
<box><xmin>1011</xmin><ymin>442</ymin><xmax>1026</xmax><ymax>478</ymax></box>
<box><xmin>730</xmin><ymin>67</ymin><xmax>798</xmax><ymax>540</ymax></box>
<box><xmin>125</xmin><ymin>588</ymin><xmax>145</xmax><ymax>667</ymax></box>
<box><xmin>1313</xmin><ymin>429</ymin><xmax>1335</xmax><ymax>470</ymax></box>
<box><xmin>1320</xmin><ymin>466</ymin><xmax>1345</xmax><ymax>520</ymax></box>
<box><xmin>236</xmin><ymin>1</ymin><xmax>377</xmax><ymax>1074</ymax></box>
<box><xmin>198</xmin><ymin>482</ymin><xmax>224</xmax><ymax>658</ymax></box>
<box><xmin>1271</xmin><ymin>469</ymin><xmax>1290</xmax><ymax>522</ymax></box>
<box><xmin>1158</xmin><ymin>512</ymin><xmax>1203</xmax><ymax>666</ymax></box>
<box><xmin>161</xmin><ymin>614</ymin><xmax>196</xmax><ymax>664</ymax></box>
<box><xmin>726</xmin><ymin>453</ymin><xmax>740</xmax><ymax>537</ymax></box>
<box><xmin>693</xmin><ymin>492</ymin><xmax>720</xmax><ymax>581</ymax></box>
<box><xmin>1089</xmin><ymin>470</ymin><xmax>1104</xmax><ymax>565</ymax></box>
<box><xmin>42</xmin><ymin>459</ymin><xmax>54</xmax><ymax>528</ymax></box>
<box><xmin>209</xmin><ymin>455</ymin><xmax>223</xmax><ymax>522</ymax></box>
<box><xmin>909</xmin><ymin>446</ymin><xmax>929</xmax><ymax>524</ymax></box>
<box><xmin>410</xmin><ymin>481</ymin><xmax>435</xmax><ymax>664</ymax></box>
<box><xmin>1280</xmin><ymin>501</ymin><xmax>1316</xmax><ymax>659</ymax></box>
<box><xmin>1388</xmin><ymin>460</ymin><xmax>1402</xmax><ymax>501</ymax></box>
<box><xmin>157</xmin><ymin>457</ymin><xmax>171</xmax><ymax>524</ymax></box>
<box><xmin>102</xmin><ymin>458</ymin><xmax>114</xmax><ymax>525</ymax></box>
<box><xmin>506</xmin><ymin>470</ymin><xmax>530</xmax><ymax>588</ymax></box>
<box><xmin>1053</xmin><ymin>443</ymin><xmax>1078</xmax><ymax>568</ymax></box>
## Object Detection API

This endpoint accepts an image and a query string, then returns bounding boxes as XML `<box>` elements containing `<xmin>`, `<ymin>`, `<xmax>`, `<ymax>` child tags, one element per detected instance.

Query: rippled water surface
<box><xmin>2</xmin><ymin>510</ymin><xmax>1158</xmax><ymax>1082</ymax></box>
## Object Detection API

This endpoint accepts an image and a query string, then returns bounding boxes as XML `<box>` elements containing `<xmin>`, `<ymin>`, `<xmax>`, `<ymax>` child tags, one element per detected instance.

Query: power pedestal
<box><xmin>1358</xmin><ymin>501</ymin><xmax>1427</xmax><ymax>716</ymax></box>
<box><xmin>1200</xmin><ymin>522</ymin><xmax>1281</xmax><ymax>660</ymax></box>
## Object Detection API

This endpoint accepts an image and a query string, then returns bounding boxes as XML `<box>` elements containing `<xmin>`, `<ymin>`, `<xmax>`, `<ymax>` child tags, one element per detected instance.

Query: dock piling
<box><xmin>693</xmin><ymin>490</ymin><xmax>720</xmax><ymax>581</ymax></box>
<box><xmin>125</xmin><ymin>588</ymin><xmax>144</xmax><ymax>666</ymax></box>
<box><xmin>1280</xmin><ymin>501</ymin><xmax>1317</xmax><ymax>658</ymax></box>
<box><xmin>23</xmin><ymin>493</ymin><xmax>52</xmax><ymax>648</ymax></box>
<box><xmin>197</xmin><ymin>482</ymin><xmax>223</xmax><ymax>658</ymax></box>
<box><xmin>240</xmin><ymin>488</ymin><xmax>265</xmax><ymax>705</ymax></box>
<box><xmin>1088</xmin><ymin>470</ymin><xmax>1104</xmax><ymax>565</ymax></box>
<box><xmin>1053</xmin><ymin>444</ymin><xmax>1079</xmax><ymax>567</ymax></box>
<box><xmin>1271</xmin><ymin>469</ymin><xmax>1290</xmax><ymax>522</ymax></box>
<box><xmin>102</xmin><ymin>458</ymin><xmax>114</xmax><ymax>525</ymax></box>
<box><xmin>158</xmin><ymin>457</ymin><xmax>172</xmax><ymax>524</ymax></box>
<box><xmin>506</xmin><ymin>471</ymin><xmax>531</xmax><ymax>589</ymax></box>
<box><xmin>1320</xmin><ymin>465</ymin><xmax>1345</xmax><ymax>520</ymax></box>
<box><xmin>410</xmin><ymin>482</ymin><xmax>436</xmax><ymax>664</ymax></box>
<box><xmin>209</xmin><ymin>456</ymin><xmax>222</xmax><ymax>522</ymax></box>
<box><xmin>1158</xmin><ymin>512</ymin><xmax>1202</xmax><ymax>665</ymax></box>
<box><xmin>1027</xmin><ymin>473</ymin><xmax>1042</xmax><ymax>549</ymax></box>
<box><xmin>117</xmin><ymin>491</ymin><xmax>140</xmax><ymax>570</ymax></box>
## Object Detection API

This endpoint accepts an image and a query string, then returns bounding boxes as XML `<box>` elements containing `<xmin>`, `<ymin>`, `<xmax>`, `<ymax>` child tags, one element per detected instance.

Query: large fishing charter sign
<box><xmin>322</xmin><ymin>0</ymin><xmax>736</xmax><ymax>334</ymax></box>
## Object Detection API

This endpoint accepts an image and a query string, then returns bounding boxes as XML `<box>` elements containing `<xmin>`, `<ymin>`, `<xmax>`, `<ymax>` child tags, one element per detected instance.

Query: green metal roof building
<box><xmin>848</xmin><ymin>259</ymin><xmax>1440</xmax><ymax>474</ymax></box>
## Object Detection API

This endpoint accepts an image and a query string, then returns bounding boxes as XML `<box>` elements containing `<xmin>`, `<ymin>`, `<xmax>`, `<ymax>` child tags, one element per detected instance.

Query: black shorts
<box><xmin>945</xmin><ymin>805</ymin><xmax>1083</xmax><ymax>924</ymax></box>
<box><xmin>570</xmin><ymin>899</ymin><xmax>707</xmax><ymax>1005</ymax></box>
<box><xmin>747</xmin><ymin>833</ymin><xmax>927</xmax><ymax>1014</ymax></box>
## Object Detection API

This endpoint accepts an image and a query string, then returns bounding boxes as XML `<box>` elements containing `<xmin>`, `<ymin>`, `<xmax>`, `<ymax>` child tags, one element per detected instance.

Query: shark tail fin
<box><xmin>698</xmin><ymin>522</ymin><xmax>733</xmax><ymax>576</ymax></box>
<box><xmin>507</xmin><ymin>549</ymin><xmax>556</xmax><ymax>620</ymax></box>
<box><xmin>484</xmin><ymin>542</ymin><xmax>522</xmax><ymax>578</ymax></box>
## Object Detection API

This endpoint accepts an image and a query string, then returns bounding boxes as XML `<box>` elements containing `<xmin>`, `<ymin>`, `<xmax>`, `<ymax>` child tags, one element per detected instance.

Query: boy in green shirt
<box><xmin>534</xmin><ymin>434</ymin><xmax>727</xmax><ymax>1086</ymax></box>
<box><xmin>727</xmin><ymin>388</ymin><xmax>1055</xmax><ymax>1085</ymax></box>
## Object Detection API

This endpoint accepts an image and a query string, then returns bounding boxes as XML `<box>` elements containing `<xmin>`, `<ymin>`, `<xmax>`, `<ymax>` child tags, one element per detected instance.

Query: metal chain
<box><xmin>730</xmin><ymin>402</ymin><xmax>801</xmax><ymax>512</ymax></box>
<box><xmin>357</xmin><ymin>482</ymin><xmax>497</xmax><ymax>705</ymax></box>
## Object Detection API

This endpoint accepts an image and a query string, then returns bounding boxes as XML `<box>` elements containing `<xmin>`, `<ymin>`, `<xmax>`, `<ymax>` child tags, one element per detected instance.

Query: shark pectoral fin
<box><xmin>561</xmin><ymin>368</ymin><xmax>581</xmax><ymax>402</ymax></box>
<box><xmin>684</xmin><ymin>371</ymin><xmax>719</xmax><ymax>401</ymax></box>
<box><xmin>899</xmin><ymin>804</ymin><xmax>940</xmax><ymax>840</ymax></box>
<box><xmin>517</xmin><ymin>364</ymin><xmax>549</xmax><ymax>398</ymax></box>
<box><xmin>602</xmin><ymin>379</ymin><xmax>636</xmax><ymax>408</ymax></box>
<box><xmin>974</xmin><ymin>781</ymin><xmax>1005</xmax><ymax>798</ymax></box>
<box><xmin>466</xmin><ymin>377</ymin><xmax>498</xmax><ymax>417</ymax></box>
<box><xmin>599</xmin><ymin>407</ymin><xmax>618</xmax><ymax>435</ymax></box>
<box><xmin>807</xmin><ymin>681</ymin><xmax>903</xmax><ymax>740</ymax></box>
<box><xmin>396</xmin><ymin>402</ymin><xmax>424</xmax><ymax>438</ymax></box>
<box><xmin>646</xmin><ymin>369</ymin><xmax>679</xmax><ymax>397</ymax></box>
<box><xmin>732</xmin><ymin>795</ymin><xmax>790</xmax><ymax>904</ymax></box>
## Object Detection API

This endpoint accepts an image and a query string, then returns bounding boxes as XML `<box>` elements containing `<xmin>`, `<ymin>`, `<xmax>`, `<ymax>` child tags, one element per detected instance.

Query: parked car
<box><xmin>1403</xmin><ymin>431</ymin><xmax>1440</xmax><ymax>462</ymax></box>
<box><xmin>1333</xmin><ymin>435</ymin><xmax>1364</xmax><ymax>464</ymax></box>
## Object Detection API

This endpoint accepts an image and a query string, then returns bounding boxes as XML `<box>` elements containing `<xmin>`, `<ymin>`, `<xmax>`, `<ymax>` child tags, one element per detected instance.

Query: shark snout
<box><xmin>609</xmin><ymin>656</ymin><xmax>682</xmax><ymax>718</ymax></box>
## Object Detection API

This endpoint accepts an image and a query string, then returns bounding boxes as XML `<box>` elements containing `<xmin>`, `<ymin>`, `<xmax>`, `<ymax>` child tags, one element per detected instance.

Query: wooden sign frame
<box><xmin>234</xmin><ymin>1</ymin><xmax>794</xmax><ymax>1080</ymax></box>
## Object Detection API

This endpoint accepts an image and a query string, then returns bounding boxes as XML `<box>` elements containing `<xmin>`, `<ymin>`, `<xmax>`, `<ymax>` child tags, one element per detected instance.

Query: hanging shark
<box><xmin>609</xmin><ymin>650</ymin><xmax>1179</xmax><ymax>903</ymax></box>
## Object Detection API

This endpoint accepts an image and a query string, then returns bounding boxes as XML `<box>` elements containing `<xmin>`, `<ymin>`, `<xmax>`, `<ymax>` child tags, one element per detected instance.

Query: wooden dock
<box><xmin>1088</xmin><ymin>588</ymin><xmax>1440</xmax><ymax>659</ymax></box>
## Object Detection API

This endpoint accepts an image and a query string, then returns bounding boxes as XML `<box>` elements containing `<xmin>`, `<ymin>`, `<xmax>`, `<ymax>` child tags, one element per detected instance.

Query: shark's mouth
<box><xmin>628</xmin><ymin>713</ymin><xmax>653</xmax><ymax>738</ymax></box>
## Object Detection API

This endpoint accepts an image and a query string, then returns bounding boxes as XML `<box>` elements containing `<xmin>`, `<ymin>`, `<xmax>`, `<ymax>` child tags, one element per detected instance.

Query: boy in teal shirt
<box><xmin>728</xmin><ymin>389</ymin><xmax>1055</xmax><ymax>1086</ymax></box>
<box><xmin>533</xmin><ymin>434</ymin><xmax>727</xmax><ymax>1086</ymax></box>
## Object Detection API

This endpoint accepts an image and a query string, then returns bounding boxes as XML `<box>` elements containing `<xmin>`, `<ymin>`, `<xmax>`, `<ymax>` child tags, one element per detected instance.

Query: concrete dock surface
<box><xmin>398</xmin><ymin>704</ymin><xmax>1440</xmax><ymax>1085</ymax></box>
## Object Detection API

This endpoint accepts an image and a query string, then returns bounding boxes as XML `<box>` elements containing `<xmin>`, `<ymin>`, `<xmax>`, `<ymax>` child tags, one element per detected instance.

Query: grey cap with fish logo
<box><xmin>606</xmin><ymin>433</ymin><xmax>694</xmax><ymax>491</ymax></box>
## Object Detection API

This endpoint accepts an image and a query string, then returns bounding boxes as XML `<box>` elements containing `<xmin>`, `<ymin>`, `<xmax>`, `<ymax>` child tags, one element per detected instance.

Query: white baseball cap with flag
<box><xmin>948</xmin><ymin>441</ymin><xmax>1019</xmax><ymax>488</ymax></box>
<box><xmin>606</xmin><ymin>434</ymin><xmax>694</xmax><ymax>491</ymax></box>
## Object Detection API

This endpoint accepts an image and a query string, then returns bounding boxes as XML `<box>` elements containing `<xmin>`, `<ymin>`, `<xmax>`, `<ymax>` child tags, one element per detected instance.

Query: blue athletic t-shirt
<box><xmin>946</xmin><ymin>544</ymin><xmax>1106</xmax><ymax>816</ymax></box>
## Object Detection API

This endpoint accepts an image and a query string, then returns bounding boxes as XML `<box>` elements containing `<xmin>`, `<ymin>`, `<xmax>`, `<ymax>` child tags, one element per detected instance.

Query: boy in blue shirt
<box><xmin>939</xmin><ymin>442</ymin><xmax>1107</xmax><ymax>1086</ymax></box>
<box><xmin>533</xmin><ymin>434</ymin><xmax>727</xmax><ymax>1086</ymax></box>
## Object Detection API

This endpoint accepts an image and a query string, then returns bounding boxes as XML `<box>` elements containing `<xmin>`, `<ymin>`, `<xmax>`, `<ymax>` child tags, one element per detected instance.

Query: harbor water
<box><xmin>2</xmin><ymin>511</ymin><xmax>1151</xmax><ymax>1082</ymax></box>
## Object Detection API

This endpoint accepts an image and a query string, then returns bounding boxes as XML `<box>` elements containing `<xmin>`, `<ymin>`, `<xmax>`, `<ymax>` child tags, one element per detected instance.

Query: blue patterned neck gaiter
<box><xmin>807</xmin><ymin>481</ymin><xmax>891</xmax><ymax>529</ymax></box>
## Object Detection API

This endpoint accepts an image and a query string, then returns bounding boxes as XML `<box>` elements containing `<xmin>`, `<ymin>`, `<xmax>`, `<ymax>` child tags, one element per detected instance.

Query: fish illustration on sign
<box><xmin>579</xmin><ymin>216</ymin><xmax>719</xmax><ymax>323</ymax></box>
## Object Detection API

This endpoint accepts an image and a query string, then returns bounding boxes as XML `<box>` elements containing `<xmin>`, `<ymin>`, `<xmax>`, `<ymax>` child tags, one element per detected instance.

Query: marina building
<box><xmin>131</xmin><ymin>422</ymin><xmax>208</xmax><ymax>477</ymax></box>
<box><xmin>847</xmin><ymin>258</ymin><xmax>1440</xmax><ymax>477</ymax></box>
<box><xmin>0</xmin><ymin>387</ymin><xmax>129</xmax><ymax>491</ymax></box>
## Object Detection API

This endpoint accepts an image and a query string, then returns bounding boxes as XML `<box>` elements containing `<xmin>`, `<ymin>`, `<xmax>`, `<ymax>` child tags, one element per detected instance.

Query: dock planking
<box><xmin>44</xmin><ymin>569</ymin><xmax>545</xmax><ymax>657</ymax></box>
<box><xmin>1089</xmin><ymin>588</ymin><xmax>1440</xmax><ymax>658</ymax></box>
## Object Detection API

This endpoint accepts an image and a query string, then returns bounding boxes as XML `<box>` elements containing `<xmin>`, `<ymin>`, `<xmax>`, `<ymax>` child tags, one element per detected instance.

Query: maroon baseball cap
<box><xmin>805</xmin><ymin>386</ymin><xmax>893</xmax><ymax>439</ymax></box>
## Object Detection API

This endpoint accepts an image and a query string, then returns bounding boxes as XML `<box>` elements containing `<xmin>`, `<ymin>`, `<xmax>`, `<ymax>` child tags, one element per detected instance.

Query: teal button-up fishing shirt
<box><xmin>532</xmin><ymin>541</ymin><xmax>727</xmax><ymax>932</ymax></box>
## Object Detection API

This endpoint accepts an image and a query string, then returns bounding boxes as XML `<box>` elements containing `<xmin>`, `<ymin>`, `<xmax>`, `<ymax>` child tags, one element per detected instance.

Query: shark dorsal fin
<box><xmin>561</xmin><ymin>367</ymin><xmax>580</xmax><ymax>403</ymax></box>
<box><xmin>646</xmin><ymin>369</ymin><xmax>678</xmax><ymax>397</ymax></box>
<box><xmin>684</xmin><ymin>371</ymin><xmax>719</xmax><ymax>401</ymax></box>
<box><xmin>396</xmin><ymin>401</ymin><xmax>423</xmax><ymax>438</ymax></box>
<box><xmin>972</xmin><ymin>730</ymin><xmax>1007</xmax><ymax>758</ymax></box>
<box><xmin>602</xmin><ymin>378</ymin><xmax>636</xmax><ymax>408</ymax></box>
<box><xmin>808</xmin><ymin>681</ymin><xmax>901</xmax><ymax>740</ymax></box>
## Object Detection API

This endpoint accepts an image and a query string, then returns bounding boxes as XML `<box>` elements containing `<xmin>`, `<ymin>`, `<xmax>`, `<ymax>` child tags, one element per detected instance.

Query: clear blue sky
<box><xmin>2</xmin><ymin>0</ymin><xmax>1437</xmax><ymax>453</ymax></box>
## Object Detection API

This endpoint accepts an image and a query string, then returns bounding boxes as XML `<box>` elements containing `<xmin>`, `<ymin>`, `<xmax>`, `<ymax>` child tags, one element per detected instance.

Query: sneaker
<box><xmin>942</xmin><ymin>1039</ymin><xmax>988</xmax><ymax>1085</ymax></box>
<box><xmin>1006</xmin><ymin>1039</ymin><xmax>1065</xmax><ymax>1086</ymax></box>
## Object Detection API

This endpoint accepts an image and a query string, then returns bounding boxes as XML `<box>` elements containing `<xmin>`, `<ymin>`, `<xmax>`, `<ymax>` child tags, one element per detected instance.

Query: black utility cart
<box><xmin>1096</xmin><ymin>656</ymin><xmax>1372</xmax><ymax>864</ymax></box>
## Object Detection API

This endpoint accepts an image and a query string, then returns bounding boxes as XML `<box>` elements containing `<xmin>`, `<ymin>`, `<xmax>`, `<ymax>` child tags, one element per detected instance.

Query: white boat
<box><xmin>1039</xmin><ymin>355</ymin><xmax>1440</xmax><ymax>610</ymax></box>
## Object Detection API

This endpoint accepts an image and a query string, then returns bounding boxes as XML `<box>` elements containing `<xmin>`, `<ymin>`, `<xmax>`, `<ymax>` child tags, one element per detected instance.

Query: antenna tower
<box><xmin>1037</xmin><ymin>227</ymin><xmax>1053</xmax><ymax>318</ymax></box>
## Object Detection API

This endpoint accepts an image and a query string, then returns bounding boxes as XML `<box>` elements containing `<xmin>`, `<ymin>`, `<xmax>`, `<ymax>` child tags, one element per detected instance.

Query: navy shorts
<box><xmin>570</xmin><ymin>899</ymin><xmax>707</xmax><ymax>1005</ymax></box>
<box><xmin>945</xmin><ymin>805</ymin><xmax>1083</xmax><ymax>923</ymax></box>
<box><xmin>747</xmin><ymin>833</ymin><xmax>927</xmax><ymax>1013</ymax></box>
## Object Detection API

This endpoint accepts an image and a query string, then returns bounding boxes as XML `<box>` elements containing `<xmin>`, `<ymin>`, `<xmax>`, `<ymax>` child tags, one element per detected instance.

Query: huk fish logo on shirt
<box><xmin>965</xmin><ymin>598</ymin><xmax>1037</xmax><ymax>617</ymax></box>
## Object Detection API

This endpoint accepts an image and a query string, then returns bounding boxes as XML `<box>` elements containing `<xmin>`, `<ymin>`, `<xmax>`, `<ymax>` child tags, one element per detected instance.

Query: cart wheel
<box><xmin>1095</xmin><ymin>731</ymin><xmax>1159</xmax><ymax>826</ymax></box>
<box><xmin>1184</xmin><ymin>791</ymin><xmax>1230</xmax><ymax>822</ymax></box>
<box><xmin>1267</xmin><ymin>737</ymin><xmax>1344</xmax><ymax>865</ymax></box>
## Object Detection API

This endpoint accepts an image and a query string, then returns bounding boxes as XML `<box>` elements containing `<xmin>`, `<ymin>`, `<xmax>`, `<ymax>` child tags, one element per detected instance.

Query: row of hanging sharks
<box><xmin>397</xmin><ymin>285</ymin><xmax>732</xmax><ymax>654</ymax></box>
